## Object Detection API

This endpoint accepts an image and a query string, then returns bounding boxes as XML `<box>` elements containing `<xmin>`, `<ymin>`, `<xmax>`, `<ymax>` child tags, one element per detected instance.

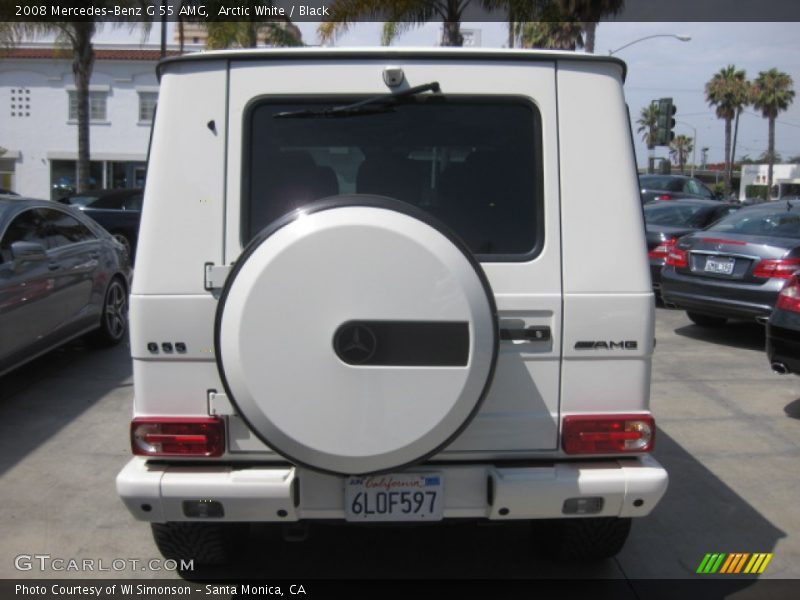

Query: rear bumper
<box><xmin>661</xmin><ymin>268</ymin><xmax>778</xmax><ymax>320</ymax></box>
<box><xmin>117</xmin><ymin>456</ymin><xmax>668</xmax><ymax>523</ymax></box>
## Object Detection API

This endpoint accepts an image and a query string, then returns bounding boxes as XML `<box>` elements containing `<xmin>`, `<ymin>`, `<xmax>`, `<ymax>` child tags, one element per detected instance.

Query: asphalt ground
<box><xmin>0</xmin><ymin>306</ymin><xmax>798</xmax><ymax>596</ymax></box>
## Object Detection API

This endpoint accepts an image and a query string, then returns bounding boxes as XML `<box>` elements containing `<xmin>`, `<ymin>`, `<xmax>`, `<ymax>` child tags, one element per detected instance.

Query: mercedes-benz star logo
<box><xmin>334</xmin><ymin>324</ymin><xmax>377</xmax><ymax>364</ymax></box>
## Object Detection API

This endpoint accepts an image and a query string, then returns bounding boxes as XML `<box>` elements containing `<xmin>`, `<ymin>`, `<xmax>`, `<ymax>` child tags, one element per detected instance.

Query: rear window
<box><xmin>244</xmin><ymin>97</ymin><xmax>543</xmax><ymax>260</ymax></box>
<box><xmin>708</xmin><ymin>206</ymin><xmax>800</xmax><ymax>239</ymax></box>
<box><xmin>644</xmin><ymin>202</ymin><xmax>707</xmax><ymax>227</ymax></box>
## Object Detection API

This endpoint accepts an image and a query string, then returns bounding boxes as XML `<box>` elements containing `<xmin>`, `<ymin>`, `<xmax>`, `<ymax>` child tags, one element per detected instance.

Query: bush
<box><xmin>745</xmin><ymin>184</ymin><xmax>769</xmax><ymax>201</ymax></box>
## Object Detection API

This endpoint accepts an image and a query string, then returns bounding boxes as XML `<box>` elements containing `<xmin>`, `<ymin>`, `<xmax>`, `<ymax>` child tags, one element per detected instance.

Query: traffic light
<box><xmin>655</xmin><ymin>97</ymin><xmax>677</xmax><ymax>146</ymax></box>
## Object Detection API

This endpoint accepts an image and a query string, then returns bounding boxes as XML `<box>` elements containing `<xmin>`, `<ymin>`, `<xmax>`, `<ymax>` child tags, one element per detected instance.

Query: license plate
<box><xmin>704</xmin><ymin>256</ymin><xmax>735</xmax><ymax>275</ymax></box>
<box><xmin>345</xmin><ymin>473</ymin><xmax>444</xmax><ymax>522</ymax></box>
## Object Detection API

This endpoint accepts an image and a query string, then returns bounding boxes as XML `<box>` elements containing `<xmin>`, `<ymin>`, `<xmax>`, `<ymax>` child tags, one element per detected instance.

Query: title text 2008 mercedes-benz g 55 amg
<box><xmin>117</xmin><ymin>48</ymin><xmax>668</xmax><ymax>564</ymax></box>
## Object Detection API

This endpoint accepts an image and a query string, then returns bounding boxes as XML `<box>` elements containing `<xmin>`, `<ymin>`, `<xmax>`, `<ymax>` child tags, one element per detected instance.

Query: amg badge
<box><xmin>575</xmin><ymin>340</ymin><xmax>638</xmax><ymax>350</ymax></box>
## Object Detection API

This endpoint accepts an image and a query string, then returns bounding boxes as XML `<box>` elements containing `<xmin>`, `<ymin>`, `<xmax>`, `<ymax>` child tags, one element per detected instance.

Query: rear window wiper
<box><xmin>273</xmin><ymin>82</ymin><xmax>441</xmax><ymax>119</ymax></box>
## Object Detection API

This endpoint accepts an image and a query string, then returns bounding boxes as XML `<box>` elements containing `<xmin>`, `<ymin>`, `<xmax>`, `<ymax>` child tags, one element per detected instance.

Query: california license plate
<box><xmin>345</xmin><ymin>473</ymin><xmax>444</xmax><ymax>522</ymax></box>
<box><xmin>704</xmin><ymin>256</ymin><xmax>735</xmax><ymax>275</ymax></box>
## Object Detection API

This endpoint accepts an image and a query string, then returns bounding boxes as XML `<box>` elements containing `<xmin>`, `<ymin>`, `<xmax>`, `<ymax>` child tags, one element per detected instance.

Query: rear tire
<box><xmin>686</xmin><ymin>311</ymin><xmax>727</xmax><ymax>327</ymax></box>
<box><xmin>151</xmin><ymin>523</ymin><xmax>248</xmax><ymax>566</ymax></box>
<box><xmin>86</xmin><ymin>277</ymin><xmax>128</xmax><ymax>348</ymax></box>
<box><xmin>537</xmin><ymin>517</ymin><xmax>632</xmax><ymax>562</ymax></box>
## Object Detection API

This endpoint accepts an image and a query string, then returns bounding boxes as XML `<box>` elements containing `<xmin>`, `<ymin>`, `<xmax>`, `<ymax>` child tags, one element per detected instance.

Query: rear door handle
<box><xmin>499</xmin><ymin>326</ymin><xmax>551</xmax><ymax>342</ymax></box>
<box><xmin>47</xmin><ymin>262</ymin><xmax>60</xmax><ymax>271</ymax></box>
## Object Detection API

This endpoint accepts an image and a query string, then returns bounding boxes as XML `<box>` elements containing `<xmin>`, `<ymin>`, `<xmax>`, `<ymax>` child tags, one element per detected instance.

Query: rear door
<box><xmin>224</xmin><ymin>55</ymin><xmax>563</xmax><ymax>455</ymax></box>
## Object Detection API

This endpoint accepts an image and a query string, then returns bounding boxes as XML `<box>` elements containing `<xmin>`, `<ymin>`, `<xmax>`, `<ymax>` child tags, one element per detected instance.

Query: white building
<box><xmin>739</xmin><ymin>163</ymin><xmax>800</xmax><ymax>201</ymax></box>
<box><xmin>0</xmin><ymin>43</ymin><xmax>177</xmax><ymax>198</ymax></box>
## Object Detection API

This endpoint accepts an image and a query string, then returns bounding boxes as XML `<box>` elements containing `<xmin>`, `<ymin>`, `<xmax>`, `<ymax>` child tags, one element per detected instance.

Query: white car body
<box><xmin>117</xmin><ymin>48</ymin><xmax>667</xmax><ymax>562</ymax></box>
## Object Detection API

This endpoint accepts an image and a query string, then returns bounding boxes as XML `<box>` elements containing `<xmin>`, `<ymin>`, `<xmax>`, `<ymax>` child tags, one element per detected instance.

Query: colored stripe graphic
<box><xmin>698</xmin><ymin>553</ymin><xmax>773</xmax><ymax>574</ymax></box>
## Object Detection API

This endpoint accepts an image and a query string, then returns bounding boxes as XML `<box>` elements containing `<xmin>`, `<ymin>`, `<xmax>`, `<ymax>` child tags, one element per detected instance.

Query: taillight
<box><xmin>665</xmin><ymin>247</ymin><xmax>688</xmax><ymax>268</ymax></box>
<box><xmin>655</xmin><ymin>194</ymin><xmax>673</xmax><ymax>201</ymax></box>
<box><xmin>562</xmin><ymin>415</ymin><xmax>655</xmax><ymax>454</ymax></box>
<box><xmin>753</xmin><ymin>258</ymin><xmax>800</xmax><ymax>279</ymax></box>
<box><xmin>776</xmin><ymin>273</ymin><xmax>800</xmax><ymax>312</ymax></box>
<box><xmin>131</xmin><ymin>417</ymin><xmax>224</xmax><ymax>457</ymax></box>
<box><xmin>649</xmin><ymin>237</ymin><xmax>677</xmax><ymax>260</ymax></box>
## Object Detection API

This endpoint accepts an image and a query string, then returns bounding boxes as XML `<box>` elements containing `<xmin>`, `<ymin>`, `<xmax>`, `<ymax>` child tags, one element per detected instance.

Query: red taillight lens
<box><xmin>562</xmin><ymin>415</ymin><xmax>655</xmax><ymax>454</ymax></box>
<box><xmin>655</xmin><ymin>194</ymin><xmax>673</xmax><ymax>201</ymax></box>
<box><xmin>753</xmin><ymin>258</ymin><xmax>800</xmax><ymax>279</ymax></box>
<box><xmin>649</xmin><ymin>237</ymin><xmax>677</xmax><ymax>260</ymax></box>
<box><xmin>776</xmin><ymin>274</ymin><xmax>800</xmax><ymax>312</ymax></box>
<box><xmin>131</xmin><ymin>418</ymin><xmax>224</xmax><ymax>457</ymax></box>
<box><xmin>665</xmin><ymin>247</ymin><xmax>688</xmax><ymax>268</ymax></box>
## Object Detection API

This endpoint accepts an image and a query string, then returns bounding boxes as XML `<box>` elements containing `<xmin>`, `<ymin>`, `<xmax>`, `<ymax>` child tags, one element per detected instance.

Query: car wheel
<box><xmin>87</xmin><ymin>277</ymin><xmax>128</xmax><ymax>347</ymax></box>
<box><xmin>112</xmin><ymin>233</ymin><xmax>133</xmax><ymax>262</ymax></box>
<box><xmin>215</xmin><ymin>195</ymin><xmax>498</xmax><ymax>475</ymax></box>
<box><xmin>151</xmin><ymin>523</ymin><xmax>248</xmax><ymax>566</ymax></box>
<box><xmin>536</xmin><ymin>517</ymin><xmax>632</xmax><ymax>562</ymax></box>
<box><xmin>686</xmin><ymin>311</ymin><xmax>727</xmax><ymax>327</ymax></box>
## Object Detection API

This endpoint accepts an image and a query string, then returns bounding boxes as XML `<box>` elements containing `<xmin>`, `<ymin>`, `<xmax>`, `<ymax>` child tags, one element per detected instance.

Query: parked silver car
<box><xmin>0</xmin><ymin>197</ymin><xmax>131</xmax><ymax>376</ymax></box>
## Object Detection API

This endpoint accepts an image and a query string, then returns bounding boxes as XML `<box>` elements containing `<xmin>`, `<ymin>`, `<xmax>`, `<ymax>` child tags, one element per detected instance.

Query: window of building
<box><xmin>138</xmin><ymin>92</ymin><xmax>157</xmax><ymax>123</ymax></box>
<box><xmin>68</xmin><ymin>91</ymin><xmax>108</xmax><ymax>121</ymax></box>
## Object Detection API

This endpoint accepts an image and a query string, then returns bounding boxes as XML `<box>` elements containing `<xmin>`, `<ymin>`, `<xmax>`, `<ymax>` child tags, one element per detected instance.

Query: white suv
<box><xmin>117</xmin><ymin>48</ymin><xmax>668</xmax><ymax>564</ymax></box>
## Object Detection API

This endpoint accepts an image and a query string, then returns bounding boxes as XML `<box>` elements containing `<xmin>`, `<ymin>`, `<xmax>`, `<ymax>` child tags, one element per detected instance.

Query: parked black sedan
<box><xmin>645</xmin><ymin>199</ymin><xmax>739</xmax><ymax>294</ymax></box>
<box><xmin>661</xmin><ymin>201</ymin><xmax>800</xmax><ymax>326</ymax></box>
<box><xmin>640</xmin><ymin>174</ymin><xmax>719</xmax><ymax>204</ymax></box>
<box><xmin>0</xmin><ymin>197</ymin><xmax>130</xmax><ymax>377</ymax></box>
<box><xmin>767</xmin><ymin>272</ymin><xmax>800</xmax><ymax>375</ymax></box>
<box><xmin>58</xmin><ymin>188</ymin><xmax>143</xmax><ymax>259</ymax></box>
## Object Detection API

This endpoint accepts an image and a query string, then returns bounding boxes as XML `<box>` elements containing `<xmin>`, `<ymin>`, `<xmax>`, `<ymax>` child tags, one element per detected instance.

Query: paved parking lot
<box><xmin>0</xmin><ymin>307</ymin><xmax>798</xmax><ymax>591</ymax></box>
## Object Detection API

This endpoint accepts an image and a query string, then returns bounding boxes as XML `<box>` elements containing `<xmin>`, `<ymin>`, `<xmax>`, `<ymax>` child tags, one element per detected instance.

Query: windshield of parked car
<box><xmin>245</xmin><ymin>97</ymin><xmax>543</xmax><ymax>259</ymax></box>
<box><xmin>706</xmin><ymin>205</ymin><xmax>800</xmax><ymax>239</ymax></box>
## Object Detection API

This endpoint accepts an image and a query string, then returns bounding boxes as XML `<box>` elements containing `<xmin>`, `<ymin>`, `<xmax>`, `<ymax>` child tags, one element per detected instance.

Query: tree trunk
<box><xmin>729</xmin><ymin>109</ymin><xmax>741</xmax><ymax>196</ymax></box>
<box><xmin>584</xmin><ymin>22</ymin><xmax>596</xmax><ymax>53</ymax></box>
<box><xmin>723</xmin><ymin>117</ymin><xmax>732</xmax><ymax>195</ymax></box>
<box><xmin>767</xmin><ymin>115</ymin><xmax>776</xmax><ymax>195</ymax></box>
<box><xmin>73</xmin><ymin>23</ymin><xmax>96</xmax><ymax>194</ymax></box>
<box><xmin>442</xmin><ymin>21</ymin><xmax>463</xmax><ymax>46</ymax></box>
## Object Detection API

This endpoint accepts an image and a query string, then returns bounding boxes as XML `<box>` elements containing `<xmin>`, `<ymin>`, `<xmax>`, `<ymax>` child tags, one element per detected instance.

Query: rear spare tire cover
<box><xmin>216</xmin><ymin>196</ymin><xmax>497</xmax><ymax>474</ymax></box>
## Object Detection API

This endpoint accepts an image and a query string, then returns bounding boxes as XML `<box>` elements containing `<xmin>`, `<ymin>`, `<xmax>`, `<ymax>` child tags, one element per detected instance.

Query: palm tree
<box><xmin>322</xmin><ymin>0</ymin><xmax>548</xmax><ymax>47</ymax></box>
<box><xmin>556</xmin><ymin>0</ymin><xmax>625</xmax><ymax>53</ymax></box>
<box><xmin>636</xmin><ymin>103</ymin><xmax>658</xmax><ymax>173</ymax></box>
<box><xmin>320</xmin><ymin>0</ymin><xmax>472</xmax><ymax>46</ymax></box>
<box><xmin>201</xmin><ymin>1</ymin><xmax>303</xmax><ymax>48</ymax></box>
<box><xmin>670</xmin><ymin>135</ymin><xmax>693</xmax><ymax>174</ymax></box>
<box><xmin>517</xmin><ymin>20</ymin><xmax>584</xmax><ymax>50</ymax></box>
<box><xmin>704</xmin><ymin>65</ymin><xmax>750</xmax><ymax>195</ymax></box>
<box><xmin>204</xmin><ymin>21</ymin><xmax>302</xmax><ymax>48</ymax></box>
<box><xmin>0</xmin><ymin>5</ymin><xmax>151</xmax><ymax>193</ymax></box>
<box><xmin>752</xmin><ymin>68</ymin><xmax>795</xmax><ymax>194</ymax></box>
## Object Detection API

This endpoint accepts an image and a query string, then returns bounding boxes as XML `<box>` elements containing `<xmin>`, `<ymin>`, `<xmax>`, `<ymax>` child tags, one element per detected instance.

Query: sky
<box><xmin>85</xmin><ymin>20</ymin><xmax>800</xmax><ymax>170</ymax></box>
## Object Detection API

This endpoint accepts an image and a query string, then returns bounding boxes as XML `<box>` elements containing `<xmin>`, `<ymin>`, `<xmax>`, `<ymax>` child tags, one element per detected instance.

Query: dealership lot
<box><xmin>0</xmin><ymin>307</ymin><xmax>798</xmax><ymax>586</ymax></box>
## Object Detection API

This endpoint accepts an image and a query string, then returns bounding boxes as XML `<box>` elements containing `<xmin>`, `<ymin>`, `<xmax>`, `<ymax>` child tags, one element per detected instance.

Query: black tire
<box><xmin>686</xmin><ymin>311</ymin><xmax>727</xmax><ymax>327</ymax></box>
<box><xmin>86</xmin><ymin>277</ymin><xmax>128</xmax><ymax>348</ymax></box>
<box><xmin>537</xmin><ymin>517</ymin><xmax>632</xmax><ymax>562</ymax></box>
<box><xmin>151</xmin><ymin>522</ymin><xmax>248</xmax><ymax>566</ymax></box>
